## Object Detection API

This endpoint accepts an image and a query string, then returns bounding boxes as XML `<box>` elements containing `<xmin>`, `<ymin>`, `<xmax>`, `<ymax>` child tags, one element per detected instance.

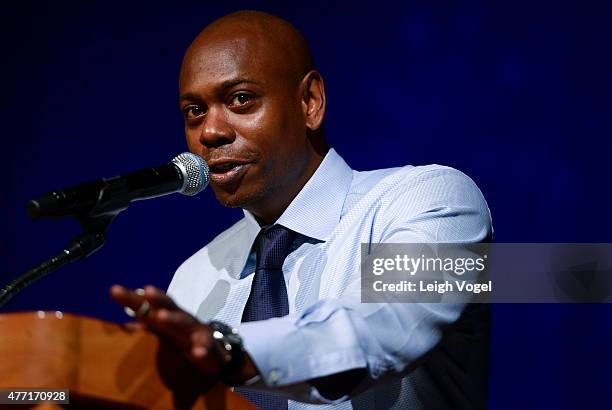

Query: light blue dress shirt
<box><xmin>168</xmin><ymin>149</ymin><xmax>492</xmax><ymax>409</ymax></box>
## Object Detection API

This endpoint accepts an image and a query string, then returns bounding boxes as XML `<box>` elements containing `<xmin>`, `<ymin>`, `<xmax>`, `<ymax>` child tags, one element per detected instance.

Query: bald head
<box><xmin>178</xmin><ymin>11</ymin><xmax>327</xmax><ymax>223</ymax></box>
<box><xmin>182</xmin><ymin>11</ymin><xmax>313</xmax><ymax>87</ymax></box>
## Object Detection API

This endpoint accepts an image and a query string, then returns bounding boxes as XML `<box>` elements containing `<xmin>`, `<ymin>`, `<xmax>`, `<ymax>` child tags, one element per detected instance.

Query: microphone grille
<box><xmin>171</xmin><ymin>152</ymin><xmax>210</xmax><ymax>196</ymax></box>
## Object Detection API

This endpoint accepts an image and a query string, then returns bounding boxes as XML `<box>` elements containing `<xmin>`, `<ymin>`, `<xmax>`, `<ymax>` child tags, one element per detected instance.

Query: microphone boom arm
<box><xmin>0</xmin><ymin>213</ymin><xmax>116</xmax><ymax>309</ymax></box>
<box><xmin>2</xmin><ymin>152</ymin><xmax>208</xmax><ymax>308</ymax></box>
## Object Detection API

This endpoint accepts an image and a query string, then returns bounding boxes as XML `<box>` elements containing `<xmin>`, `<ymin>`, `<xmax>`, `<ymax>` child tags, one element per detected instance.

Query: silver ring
<box><xmin>124</xmin><ymin>300</ymin><xmax>151</xmax><ymax>318</ymax></box>
<box><xmin>136</xmin><ymin>300</ymin><xmax>151</xmax><ymax>317</ymax></box>
<box><xmin>124</xmin><ymin>306</ymin><xmax>136</xmax><ymax>318</ymax></box>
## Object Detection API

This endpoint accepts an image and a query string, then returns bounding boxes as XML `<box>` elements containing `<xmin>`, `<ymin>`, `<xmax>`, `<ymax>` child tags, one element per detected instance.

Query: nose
<box><xmin>199</xmin><ymin>105</ymin><xmax>235</xmax><ymax>148</ymax></box>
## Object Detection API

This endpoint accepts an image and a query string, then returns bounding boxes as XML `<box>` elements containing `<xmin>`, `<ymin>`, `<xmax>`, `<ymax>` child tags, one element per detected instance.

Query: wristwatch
<box><xmin>208</xmin><ymin>320</ymin><xmax>246</xmax><ymax>384</ymax></box>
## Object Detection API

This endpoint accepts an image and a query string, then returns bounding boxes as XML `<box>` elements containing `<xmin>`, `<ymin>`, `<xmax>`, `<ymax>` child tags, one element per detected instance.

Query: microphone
<box><xmin>27</xmin><ymin>152</ymin><xmax>210</xmax><ymax>219</ymax></box>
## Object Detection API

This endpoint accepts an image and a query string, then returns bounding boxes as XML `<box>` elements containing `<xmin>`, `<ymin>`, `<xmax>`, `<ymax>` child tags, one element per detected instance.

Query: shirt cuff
<box><xmin>238</xmin><ymin>314</ymin><xmax>367</xmax><ymax>388</ymax></box>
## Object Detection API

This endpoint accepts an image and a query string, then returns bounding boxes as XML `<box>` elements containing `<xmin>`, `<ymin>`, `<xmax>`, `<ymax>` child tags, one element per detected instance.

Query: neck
<box><xmin>248</xmin><ymin>146</ymin><xmax>327</xmax><ymax>225</ymax></box>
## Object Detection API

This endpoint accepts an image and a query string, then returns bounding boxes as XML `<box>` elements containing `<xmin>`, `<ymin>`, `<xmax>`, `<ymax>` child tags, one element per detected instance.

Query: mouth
<box><xmin>207</xmin><ymin>159</ymin><xmax>253</xmax><ymax>186</ymax></box>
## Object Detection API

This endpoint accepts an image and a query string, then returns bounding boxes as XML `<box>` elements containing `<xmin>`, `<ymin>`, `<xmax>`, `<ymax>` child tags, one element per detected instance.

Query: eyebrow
<box><xmin>221</xmin><ymin>77</ymin><xmax>259</xmax><ymax>89</ymax></box>
<box><xmin>179</xmin><ymin>78</ymin><xmax>260</xmax><ymax>102</ymax></box>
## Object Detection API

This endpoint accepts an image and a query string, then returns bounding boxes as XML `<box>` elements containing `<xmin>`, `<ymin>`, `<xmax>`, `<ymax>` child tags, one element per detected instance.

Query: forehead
<box><xmin>179</xmin><ymin>31</ymin><xmax>288</xmax><ymax>92</ymax></box>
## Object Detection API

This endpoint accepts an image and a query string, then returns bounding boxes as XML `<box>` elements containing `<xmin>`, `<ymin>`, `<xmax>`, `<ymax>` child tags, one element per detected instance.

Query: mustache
<box><xmin>206</xmin><ymin>149</ymin><xmax>260</xmax><ymax>164</ymax></box>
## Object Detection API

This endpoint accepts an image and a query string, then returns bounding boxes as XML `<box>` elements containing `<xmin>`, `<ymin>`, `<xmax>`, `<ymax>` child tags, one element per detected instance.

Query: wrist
<box><xmin>208</xmin><ymin>321</ymin><xmax>259</xmax><ymax>386</ymax></box>
<box><xmin>225</xmin><ymin>352</ymin><xmax>259</xmax><ymax>386</ymax></box>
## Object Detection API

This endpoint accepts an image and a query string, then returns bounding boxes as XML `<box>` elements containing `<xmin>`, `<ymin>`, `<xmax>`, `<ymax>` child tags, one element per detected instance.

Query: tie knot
<box><xmin>255</xmin><ymin>225</ymin><xmax>297</xmax><ymax>270</ymax></box>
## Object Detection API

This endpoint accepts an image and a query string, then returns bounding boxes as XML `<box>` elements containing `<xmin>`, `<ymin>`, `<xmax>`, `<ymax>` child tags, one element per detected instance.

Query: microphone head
<box><xmin>171</xmin><ymin>152</ymin><xmax>210</xmax><ymax>196</ymax></box>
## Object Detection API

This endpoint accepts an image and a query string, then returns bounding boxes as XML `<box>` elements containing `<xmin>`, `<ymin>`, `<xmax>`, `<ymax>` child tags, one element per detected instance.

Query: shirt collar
<box><xmin>243</xmin><ymin>148</ymin><xmax>353</xmax><ymax>242</ymax></box>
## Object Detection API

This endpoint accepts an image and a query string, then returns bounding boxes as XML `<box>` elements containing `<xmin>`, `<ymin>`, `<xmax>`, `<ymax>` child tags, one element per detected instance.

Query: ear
<box><xmin>300</xmin><ymin>70</ymin><xmax>326</xmax><ymax>131</ymax></box>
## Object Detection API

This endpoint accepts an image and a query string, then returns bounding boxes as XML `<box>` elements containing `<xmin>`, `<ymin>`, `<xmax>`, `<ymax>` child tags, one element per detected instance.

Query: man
<box><xmin>112</xmin><ymin>10</ymin><xmax>492</xmax><ymax>409</ymax></box>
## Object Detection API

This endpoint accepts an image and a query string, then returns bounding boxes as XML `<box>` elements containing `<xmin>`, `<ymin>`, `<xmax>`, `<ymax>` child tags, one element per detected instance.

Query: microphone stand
<box><xmin>0</xmin><ymin>206</ymin><xmax>121</xmax><ymax>309</ymax></box>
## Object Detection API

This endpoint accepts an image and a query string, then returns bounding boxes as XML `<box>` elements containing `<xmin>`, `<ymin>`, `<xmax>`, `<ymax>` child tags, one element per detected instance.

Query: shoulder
<box><xmin>182</xmin><ymin>217</ymin><xmax>249</xmax><ymax>267</ymax></box>
<box><xmin>353</xmin><ymin>163</ymin><xmax>487</xmax><ymax>205</ymax></box>
<box><xmin>375</xmin><ymin>164</ymin><xmax>487</xmax><ymax>204</ymax></box>
<box><xmin>352</xmin><ymin>164</ymin><xmax>492</xmax><ymax>242</ymax></box>
<box><xmin>168</xmin><ymin>218</ymin><xmax>250</xmax><ymax>288</ymax></box>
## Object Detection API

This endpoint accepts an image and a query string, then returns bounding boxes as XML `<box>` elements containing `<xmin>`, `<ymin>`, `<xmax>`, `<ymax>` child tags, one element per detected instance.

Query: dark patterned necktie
<box><xmin>239</xmin><ymin>224</ymin><xmax>296</xmax><ymax>410</ymax></box>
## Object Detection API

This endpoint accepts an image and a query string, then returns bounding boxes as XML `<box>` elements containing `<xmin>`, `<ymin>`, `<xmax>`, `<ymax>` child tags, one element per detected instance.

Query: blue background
<box><xmin>2</xmin><ymin>1</ymin><xmax>611</xmax><ymax>408</ymax></box>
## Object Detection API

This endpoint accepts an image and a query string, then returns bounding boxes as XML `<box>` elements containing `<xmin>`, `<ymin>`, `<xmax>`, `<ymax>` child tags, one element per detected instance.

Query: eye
<box><xmin>229</xmin><ymin>92</ymin><xmax>254</xmax><ymax>108</ymax></box>
<box><xmin>183</xmin><ymin>105</ymin><xmax>205</xmax><ymax>119</ymax></box>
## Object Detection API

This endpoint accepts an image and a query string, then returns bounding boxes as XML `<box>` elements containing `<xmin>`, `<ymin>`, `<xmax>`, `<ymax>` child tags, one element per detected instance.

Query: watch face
<box><xmin>212</xmin><ymin>329</ymin><xmax>224</xmax><ymax>341</ymax></box>
<box><xmin>208</xmin><ymin>321</ymin><xmax>246</xmax><ymax>382</ymax></box>
<box><xmin>210</xmin><ymin>321</ymin><xmax>243</xmax><ymax>345</ymax></box>
<box><xmin>226</xmin><ymin>332</ymin><xmax>242</xmax><ymax>346</ymax></box>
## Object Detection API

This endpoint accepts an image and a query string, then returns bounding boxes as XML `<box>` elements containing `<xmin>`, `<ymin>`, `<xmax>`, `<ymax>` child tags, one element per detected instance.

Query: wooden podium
<box><xmin>0</xmin><ymin>312</ymin><xmax>255</xmax><ymax>409</ymax></box>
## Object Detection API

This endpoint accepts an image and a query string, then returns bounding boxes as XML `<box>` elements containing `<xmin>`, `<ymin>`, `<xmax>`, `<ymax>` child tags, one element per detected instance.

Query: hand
<box><xmin>109</xmin><ymin>285</ymin><xmax>259</xmax><ymax>384</ymax></box>
<box><xmin>110</xmin><ymin>284</ymin><xmax>225</xmax><ymax>375</ymax></box>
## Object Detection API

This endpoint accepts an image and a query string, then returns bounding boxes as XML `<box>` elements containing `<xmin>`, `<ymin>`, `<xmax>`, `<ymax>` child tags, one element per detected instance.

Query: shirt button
<box><xmin>269</xmin><ymin>369</ymin><xmax>282</xmax><ymax>385</ymax></box>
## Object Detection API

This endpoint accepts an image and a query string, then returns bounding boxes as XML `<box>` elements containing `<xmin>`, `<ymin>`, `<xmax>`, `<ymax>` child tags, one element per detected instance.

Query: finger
<box><xmin>110</xmin><ymin>284</ymin><xmax>146</xmax><ymax>311</ymax></box>
<box><xmin>191</xmin><ymin>328</ymin><xmax>212</xmax><ymax>359</ymax></box>
<box><xmin>191</xmin><ymin>344</ymin><xmax>208</xmax><ymax>359</ymax></box>
<box><xmin>110</xmin><ymin>285</ymin><xmax>155</xmax><ymax>322</ymax></box>
<box><xmin>123</xmin><ymin>321</ymin><xmax>147</xmax><ymax>332</ymax></box>
<box><xmin>146</xmin><ymin>310</ymin><xmax>219</xmax><ymax>375</ymax></box>
<box><xmin>148</xmin><ymin>308</ymin><xmax>200</xmax><ymax>339</ymax></box>
<box><xmin>143</xmin><ymin>285</ymin><xmax>179</xmax><ymax>310</ymax></box>
<box><xmin>189</xmin><ymin>328</ymin><xmax>224</xmax><ymax>374</ymax></box>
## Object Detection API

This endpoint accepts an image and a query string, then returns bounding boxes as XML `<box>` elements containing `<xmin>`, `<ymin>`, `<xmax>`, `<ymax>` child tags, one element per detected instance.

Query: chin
<box><xmin>212</xmin><ymin>178</ymin><xmax>274</xmax><ymax>214</ymax></box>
<box><xmin>220</xmin><ymin>198</ymin><xmax>243</xmax><ymax>208</ymax></box>
<box><xmin>215</xmin><ymin>190</ymin><xmax>261</xmax><ymax>210</ymax></box>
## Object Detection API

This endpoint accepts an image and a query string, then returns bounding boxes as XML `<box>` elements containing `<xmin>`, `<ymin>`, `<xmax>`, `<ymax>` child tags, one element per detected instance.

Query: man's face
<box><xmin>179</xmin><ymin>31</ymin><xmax>313</xmax><ymax>219</ymax></box>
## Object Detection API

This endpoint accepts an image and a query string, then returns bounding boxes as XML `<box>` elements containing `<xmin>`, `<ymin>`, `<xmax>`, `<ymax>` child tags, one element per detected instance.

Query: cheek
<box><xmin>185</xmin><ymin>128</ymin><xmax>209</xmax><ymax>159</ymax></box>
<box><xmin>230</xmin><ymin>113</ymin><xmax>277</xmax><ymax>160</ymax></box>
<box><xmin>231</xmin><ymin>109</ymin><xmax>268</xmax><ymax>138</ymax></box>
<box><xmin>240</xmin><ymin>110</ymin><xmax>305</xmax><ymax>181</ymax></box>
<box><xmin>238</xmin><ymin>103</ymin><xmax>297</xmax><ymax>151</ymax></box>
